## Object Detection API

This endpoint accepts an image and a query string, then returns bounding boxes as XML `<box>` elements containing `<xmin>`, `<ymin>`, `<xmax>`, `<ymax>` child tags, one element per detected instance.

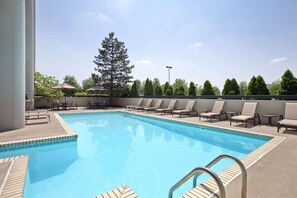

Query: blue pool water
<box><xmin>0</xmin><ymin>112</ymin><xmax>270</xmax><ymax>198</ymax></box>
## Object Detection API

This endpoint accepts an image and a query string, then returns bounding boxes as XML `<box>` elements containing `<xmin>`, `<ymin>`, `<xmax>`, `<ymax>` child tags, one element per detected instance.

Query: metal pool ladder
<box><xmin>168</xmin><ymin>154</ymin><xmax>247</xmax><ymax>198</ymax></box>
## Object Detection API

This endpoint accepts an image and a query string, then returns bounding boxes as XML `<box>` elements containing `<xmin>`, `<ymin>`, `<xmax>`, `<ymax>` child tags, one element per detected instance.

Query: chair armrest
<box><xmin>279</xmin><ymin>115</ymin><xmax>284</xmax><ymax>120</ymax></box>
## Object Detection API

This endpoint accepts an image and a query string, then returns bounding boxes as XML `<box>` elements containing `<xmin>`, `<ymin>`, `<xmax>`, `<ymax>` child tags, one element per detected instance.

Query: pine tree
<box><xmin>247</xmin><ymin>76</ymin><xmax>257</xmax><ymax>95</ymax></box>
<box><xmin>130</xmin><ymin>81</ymin><xmax>139</xmax><ymax>97</ymax></box>
<box><xmin>189</xmin><ymin>82</ymin><xmax>196</xmax><ymax>96</ymax></box>
<box><xmin>256</xmin><ymin>76</ymin><xmax>270</xmax><ymax>95</ymax></box>
<box><xmin>163</xmin><ymin>82</ymin><xmax>169</xmax><ymax>95</ymax></box>
<box><xmin>144</xmin><ymin>78</ymin><xmax>153</xmax><ymax>96</ymax></box>
<box><xmin>93</xmin><ymin>32</ymin><xmax>134</xmax><ymax>103</ymax></box>
<box><xmin>229</xmin><ymin>78</ymin><xmax>240</xmax><ymax>95</ymax></box>
<box><xmin>154</xmin><ymin>85</ymin><xmax>163</xmax><ymax>96</ymax></box>
<box><xmin>222</xmin><ymin>79</ymin><xmax>231</xmax><ymax>95</ymax></box>
<box><xmin>279</xmin><ymin>69</ymin><xmax>297</xmax><ymax>95</ymax></box>
<box><xmin>201</xmin><ymin>80</ymin><xmax>215</xmax><ymax>95</ymax></box>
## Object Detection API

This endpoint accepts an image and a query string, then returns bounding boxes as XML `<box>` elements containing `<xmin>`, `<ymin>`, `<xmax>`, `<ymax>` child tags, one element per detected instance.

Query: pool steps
<box><xmin>96</xmin><ymin>185</ymin><xmax>139</xmax><ymax>198</ymax></box>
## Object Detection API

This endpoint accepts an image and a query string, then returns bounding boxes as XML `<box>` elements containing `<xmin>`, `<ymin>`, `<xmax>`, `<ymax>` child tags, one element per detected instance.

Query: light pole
<box><xmin>166</xmin><ymin>66</ymin><xmax>172</xmax><ymax>84</ymax></box>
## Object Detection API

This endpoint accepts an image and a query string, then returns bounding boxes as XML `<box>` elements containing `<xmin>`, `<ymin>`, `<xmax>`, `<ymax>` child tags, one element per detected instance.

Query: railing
<box><xmin>168</xmin><ymin>167</ymin><xmax>225</xmax><ymax>198</ymax></box>
<box><xmin>123</xmin><ymin>95</ymin><xmax>297</xmax><ymax>100</ymax></box>
<box><xmin>193</xmin><ymin>154</ymin><xmax>247</xmax><ymax>198</ymax></box>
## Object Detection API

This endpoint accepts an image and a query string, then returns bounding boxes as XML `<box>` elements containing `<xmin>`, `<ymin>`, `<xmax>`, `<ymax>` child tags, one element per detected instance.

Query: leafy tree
<box><xmin>165</xmin><ymin>85</ymin><xmax>173</xmax><ymax>96</ymax></box>
<box><xmin>229</xmin><ymin>78</ymin><xmax>240</xmax><ymax>95</ymax></box>
<box><xmin>34</xmin><ymin>72</ymin><xmax>63</xmax><ymax>99</ymax></box>
<box><xmin>239</xmin><ymin>81</ymin><xmax>248</xmax><ymax>95</ymax></box>
<box><xmin>163</xmin><ymin>82</ymin><xmax>170</xmax><ymax>95</ymax></box>
<box><xmin>279</xmin><ymin>69</ymin><xmax>297</xmax><ymax>95</ymax></box>
<box><xmin>268</xmin><ymin>80</ymin><xmax>280</xmax><ymax>95</ymax></box>
<box><xmin>82</xmin><ymin>77</ymin><xmax>95</xmax><ymax>91</ymax></box>
<box><xmin>222</xmin><ymin>79</ymin><xmax>231</xmax><ymax>95</ymax></box>
<box><xmin>201</xmin><ymin>80</ymin><xmax>215</xmax><ymax>95</ymax></box>
<box><xmin>256</xmin><ymin>75</ymin><xmax>270</xmax><ymax>95</ymax></box>
<box><xmin>172</xmin><ymin>79</ymin><xmax>188</xmax><ymax>95</ymax></box>
<box><xmin>63</xmin><ymin>75</ymin><xmax>81</xmax><ymax>90</ymax></box>
<box><xmin>93</xmin><ymin>32</ymin><xmax>134</xmax><ymax>103</ymax></box>
<box><xmin>222</xmin><ymin>78</ymin><xmax>240</xmax><ymax>95</ymax></box>
<box><xmin>154</xmin><ymin>85</ymin><xmax>163</xmax><ymax>96</ymax></box>
<box><xmin>174</xmin><ymin>85</ymin><xmax>185</xmax><ymax>95</ymax></box>
<box><xmin>63</xmin><ymin>75</ymin><xmax>81</xmax><ymax>95</ymax></box>
<box><xmin>247</xmin><ymin>76</ymin><xmax>257</xmax><ymax>95</ymax></box>
<box><xmin>144</xmin><ymin>78</ymin><xmax>153</xmax><ymax>96</ymax></box>
<box><xmin>196</xmin><ymin>85</ymin><xmax>203</xmax><ymax>96</ymax></box>
<box><xmin>213</xmin><ymin>86</ymin><xmax>221</xmax><ymax>96</ymax></box>
<box><xmin>189</xmin><ymin>82</ymin><xmax>196</xmax><ymax>96</ymax></box>
<box><xmin>130</xmin><ymin>81</ymin><xmax>139</xmax><ymax>97</ymax></box>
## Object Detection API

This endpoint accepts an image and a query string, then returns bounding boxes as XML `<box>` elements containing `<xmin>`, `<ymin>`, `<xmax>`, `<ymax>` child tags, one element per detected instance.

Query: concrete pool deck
<box><xmin>0</xmin><ymin>108</ymin><xmax>296</xmax><ymax>198</ymax></box>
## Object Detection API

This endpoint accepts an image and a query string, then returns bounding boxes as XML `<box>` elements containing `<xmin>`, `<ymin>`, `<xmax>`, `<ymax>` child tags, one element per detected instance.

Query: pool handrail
<box><xmin>193</xmin><ymin>154</ymin><xmax>247</xmax><ymax>198</ymax></box>
<box><xmin>168</xmin><ymin>167</ymin><xmax>225</xmax><ymax>198</ymax></box>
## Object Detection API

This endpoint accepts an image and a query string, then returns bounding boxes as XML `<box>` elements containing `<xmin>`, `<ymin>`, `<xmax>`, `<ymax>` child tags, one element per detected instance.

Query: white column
<box><xmin>0</xmin><ymin>0</ymin><xmax>26</xmax><ymax>131</ymax></box>
<box><xmin>25</xmin><ymin>0</ymin><xmax>35</xmax><ymax>110</ymax></box>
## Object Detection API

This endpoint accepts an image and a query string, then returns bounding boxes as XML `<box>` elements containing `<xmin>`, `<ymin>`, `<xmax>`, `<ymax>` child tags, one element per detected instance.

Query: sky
<box><xmin>36</xmin><ymin>0</ymin><xmax>297</xmax><ymax>90</ymax></box>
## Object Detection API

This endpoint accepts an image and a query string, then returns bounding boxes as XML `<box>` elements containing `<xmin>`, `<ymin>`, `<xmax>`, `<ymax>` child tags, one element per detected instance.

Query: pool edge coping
<box><xmin>0</xmin><ymin>155</ymin><xmax>29</xmax><ymax>198</ymax></box>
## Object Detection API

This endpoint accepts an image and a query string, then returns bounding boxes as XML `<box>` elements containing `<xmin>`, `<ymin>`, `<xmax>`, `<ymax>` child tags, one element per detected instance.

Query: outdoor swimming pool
<box><xmin>0</xmin><ymin>112</ymin><xmax>271</xmax><ymax>198</ymax></box>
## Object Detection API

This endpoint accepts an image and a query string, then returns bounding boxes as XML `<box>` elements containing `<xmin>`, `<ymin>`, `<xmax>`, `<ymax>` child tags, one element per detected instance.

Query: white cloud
<box><xmin>193</xmin><ymin>42</ymin><xmax>203</xmax><ymax>48</ymax></box>
<box><xmin>135</xmin><ymin>60</ymin><xmax>152</xmax><ymax>65</ymax></box>
<box><xmin>269</xmin><ymin>57</ymin><xmax>287</xmax><ymax>64</ymax></box>
<box><xmin>83</xmin><ymin>12</ymin><xmax>112</xmax><ymax>24</ymax></box>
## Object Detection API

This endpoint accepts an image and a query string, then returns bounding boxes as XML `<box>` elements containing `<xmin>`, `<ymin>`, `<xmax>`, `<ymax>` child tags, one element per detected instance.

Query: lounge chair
<box><xmin>230</xmin><ymin>102</ymin><xmax>260</xmax><ymax>128</ymax></box>
<box><xmin>155</xmin><ymin>100</ymin><xmax>177</xmax><ymax>115</ymax></box>
<box><xmin>126</xmin><ymin>98</ymin><xmax>143</xmax><ymax>111</ymax></box>
<box><xmin>144</xmin><ymin>99</ymin><xmax>163</xmax><ymax>112</ymax></box>
<box><xmin>172</xmin><ymin>100</ymin><xmax>197</xmax><ymax>117</ymax></box>
<box><xmin>199</xmin><ymin>100</ymin><xmax>226</xmax><ymax>122</ymax></box>
<box><xmin>25</xmin><ymin>110</ymin><xmax>50</xmax><ymax>123</ymax></box>
<box><xmin>134</xmin><ymin>99</ymin><xmax>153</xmax><ymax>111</ymax></box>
<box><xmin>277</xmin><ymin>103</ymin><xmax>297</xmax><ymax>132</ymax></box>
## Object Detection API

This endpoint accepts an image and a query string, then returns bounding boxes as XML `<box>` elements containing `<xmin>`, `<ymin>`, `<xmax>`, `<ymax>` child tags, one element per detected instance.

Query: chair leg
<box><xmin>230</xmin><ymin>119</ymin><xmax>232</xmax><ymax>126</ymax></box>
<box><xmin>245</xmin><ymin>121</ymin><xmax>248</xmax><ymax>128</ymax></box>
<box><xmin>277</xmin><ymin>124</ymin><xmax>280</xmax><ymax>132</ymax></box>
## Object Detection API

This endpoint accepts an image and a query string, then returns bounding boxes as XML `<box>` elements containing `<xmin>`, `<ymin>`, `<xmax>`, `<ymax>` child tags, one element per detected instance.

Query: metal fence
<box><xmin>122</xmin><ymin>95</ymin><xmax>297</xmax><ymax>100</ymax></box>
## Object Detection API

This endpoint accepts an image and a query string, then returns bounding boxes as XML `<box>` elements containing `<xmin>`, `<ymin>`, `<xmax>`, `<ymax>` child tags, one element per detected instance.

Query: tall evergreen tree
<box><xmin>256</xmin><ymin>76</ymin><xmax>270</xmax><ymax>95</ymax></box>
<box><xmin>144</xmin><ymin>78</ymin><xmax>153</xmax><ymax>96</ymax></box>
<box><xmin>229</xmin><ymin>78</ymin><xmax>240</xmax><ymax>95</ymax></box>
<box><xmin>222</xmin><ymin>78</ymin><xmax>240</xmax><ymax>95</ymax></box>
<box><xmin>279</xmin><ymin>69</ymin><xmax>297</xmax><ymax>95</ymax></box>
<box><xmin>154</xmin><ymin>85</ymin><xmax>163</xmax><ymax>96</ymax></box>
<box><xmin>222</xmin><ymin>79</ymin><xmax>231</xmax><ymax>95</ymax></box>
<box><xmin>201</xmin><ymin>80</ymin><xmax>215</xmax><ymax>95</ymax></box>
<box><xmin>130</xmin><ymin>81</ymin><xmax>139</xmax><ymax>97</ymax></box>
<box><xmin>93</xmin><ymin>32</ymin><xmax>134</xmax><ymax>103</ymax></box>
<box><xmin>247</xmin><ymin>76</ymin><xmax>257</xmax><ymax>95</ymax></box>
<box><xmin>163</xmin><ymin>82</ymin><xmax>169</xmax><ymax>95</ymax></box>
<box><xmin>189</xmin><ymin>82</ymin><xmax>196</xmax><ymax>96</ymax></box>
